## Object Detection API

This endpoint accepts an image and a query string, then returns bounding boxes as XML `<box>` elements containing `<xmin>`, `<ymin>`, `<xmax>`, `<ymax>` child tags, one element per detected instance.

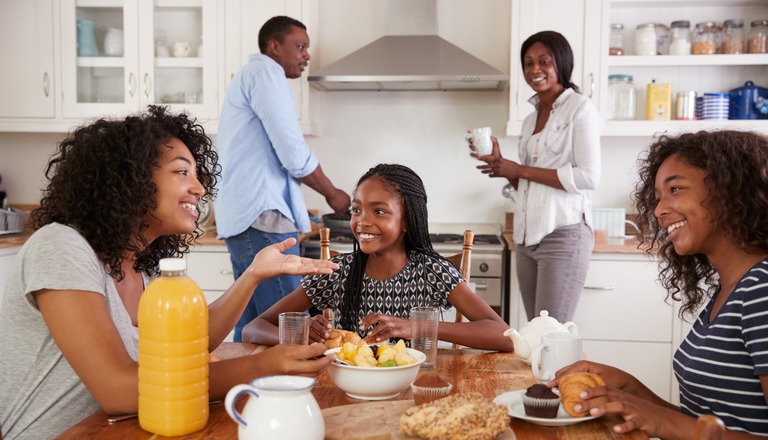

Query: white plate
<box><xmin>493</xmin><ymin>390</ymin><xmax>598</xmax><ymax>427</ymax></box>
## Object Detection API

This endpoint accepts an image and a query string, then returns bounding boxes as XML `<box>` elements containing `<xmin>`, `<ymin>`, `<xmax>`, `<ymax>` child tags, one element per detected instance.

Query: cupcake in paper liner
<box><xmin>411</xmin><ymin>373</ymin><xmax>453</xmax><ymax>405</ymax></box>
<box><xmin>522</xmin><ymin>384</ymin><xmax>560</xmax><ymax>418</ymax></box>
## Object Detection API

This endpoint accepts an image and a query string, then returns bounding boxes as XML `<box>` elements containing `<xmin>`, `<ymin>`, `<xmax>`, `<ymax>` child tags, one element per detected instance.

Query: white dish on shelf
<box><xmin>493</xmin><ymin>390</ymin><xmax>598</xmax><ymax>427</ymax></box>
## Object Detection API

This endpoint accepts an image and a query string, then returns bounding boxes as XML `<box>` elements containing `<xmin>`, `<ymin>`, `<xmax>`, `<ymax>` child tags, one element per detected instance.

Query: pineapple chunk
<box><xmin>378</xmin><ymin>347</ymin><xmax>397</xmax><ymax>364</ymax></box>
<box><xmin>395</xmin><ymin>350</ymin><xmax>416</xmax><ymax>366</ymax></box>
<box><xmin>357</xmin><ymin>344</ymin><xmax>374</xmax><ymax>358</ymax></box>
<box><xmin>394</xmin><ymin>339</ymin><xmax>407</xmax><ymax>352</ymax></box>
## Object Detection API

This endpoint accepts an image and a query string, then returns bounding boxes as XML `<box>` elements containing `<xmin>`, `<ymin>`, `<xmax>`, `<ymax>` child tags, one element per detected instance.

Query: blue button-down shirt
<box><xmin>215</xmin><ymin>54</ymin><xmax>318</xmax><ymax>238</ymax></box>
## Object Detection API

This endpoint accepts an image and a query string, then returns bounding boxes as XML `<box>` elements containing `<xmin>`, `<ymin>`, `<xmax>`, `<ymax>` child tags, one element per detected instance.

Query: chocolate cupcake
<box><xmin>411</xmin><ymin>373</ymin><xmax>453</xmax><ymax>405</ymax></box>
<box><xmin>522</xmin><ymin>384</ymin><xmax>560</xmax><ymax>418</ymax></box>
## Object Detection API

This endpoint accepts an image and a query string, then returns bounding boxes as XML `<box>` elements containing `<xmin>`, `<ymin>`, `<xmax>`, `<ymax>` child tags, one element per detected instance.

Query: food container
<box><xmin>748</xmin><ymin>19</ymin><xmax>768</xmax><ymax>53</ymax></box>
<box><xmin>646</xmin><ymin>82</ymin><xmax>672</xmax><ymax>121</ymax></box>
<box><xmin>669</xmin><ymin>20</ymin><xmax>691</xmax><ymax>55</ymax></box>
<box><xmin>609</xmin><ymin>23</ymin><xmax>624</xmax><ymax>55</ymax></box>
<box><xmin>693</xmin><ymin>21</ymin><xmax>719</xmax><ymax>54</ymax></box>
<box><xmin>722</xmin><ymin>19</ymin><xmax>745</xmax><ymax>54</ymax></box>
<box><xmin>635</xmin><ymin>23</ymin><xmax>657</xmax><ymax>55</ymax></box>
<box><xmin>675</xmin><ymin>91</ymin><xmax>697</xmax><ymax>120</ymax></box>
<box><xmin>607</xmin><ymin>74</ymin><xmax>636</xmax><ymax>120</ymax></box>
<box><xmin>729</xmin><ymin>81</ymin><xmax>768</xmax><ymax>120</ymax></box>
<box><xmin>701</xmin><ymin>93</ymin><xmax>729</xmax><ymax>120</ymax></box>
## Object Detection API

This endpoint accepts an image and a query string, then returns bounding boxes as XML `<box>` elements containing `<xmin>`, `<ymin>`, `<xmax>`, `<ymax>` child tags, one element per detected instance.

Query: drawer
<box><xmin>472</xmin><ymin>277</ymin><xmax>501</xmax><ymax>307</ymax></box>
<box><xmin>573</xmin><ymin>259</ymin><xmax>673</xmax><ymax>343</ymax></box>
<box><xmin>187</xmin><ymin>250</ymin><xmax>234</xmax><ymax>291</ymax></box>
<box><xmin>583</xmin><ymin>340</ymin><xmax>673</xmax><ymax>401</ymax></box>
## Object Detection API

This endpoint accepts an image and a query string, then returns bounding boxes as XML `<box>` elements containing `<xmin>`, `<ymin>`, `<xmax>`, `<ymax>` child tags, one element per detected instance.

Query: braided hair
<box><xmin>338</xmin><ymin>164</ymin><xmax>444</xmax><ymax>329</ymax></box>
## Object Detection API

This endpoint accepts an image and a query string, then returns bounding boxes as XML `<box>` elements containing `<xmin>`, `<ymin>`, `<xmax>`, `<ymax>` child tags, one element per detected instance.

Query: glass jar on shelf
<box><xmin>693</xmin><ymin>21</ymin><xmax>719</xmax><ymax>54</ymax></box>
<box><xmin>607</xmin><ymin>74</ymin><xmax>637</xmax><ymax>120</ymax></box>
<box><xmin>609</xmin><ymin>23</ymin><xmax>625</xmax><ymax>55</ymax></box>
<box><xmin>748</xmin><ymin>19</ymin><xmax>768</xmax><ymax>54</ymax></box>
<box><xmin>722</xmin><ymin>19</ymin><xmax>745</xmax><ymax>54</ymax></box>
<box><xmin>635</xmin><ymin>23</ymin><xmax>657</xmax><ymax>55</ymax></box>
<box><xmin>669</xmin><ymin>20</ymin><xmax>691</xmax><ymax>55</ymax></box>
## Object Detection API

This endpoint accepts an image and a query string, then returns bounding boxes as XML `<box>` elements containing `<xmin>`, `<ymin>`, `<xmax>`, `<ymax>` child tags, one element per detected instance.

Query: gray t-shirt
<box><xmin>0</xmin><ymin>223</ymin><xmax>141</xmax><ymax>439</ymax></box>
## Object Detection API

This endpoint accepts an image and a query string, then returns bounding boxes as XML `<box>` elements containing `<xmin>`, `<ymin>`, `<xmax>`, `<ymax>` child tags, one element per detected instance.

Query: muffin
<box><xmin>411</xmin><ymin>373</ymin><xmax>453</xmax><ymax>405</ymax></box>
<box><xmin>522</xmin><ymin>384</ymin><xmax>560</xmax><ymax>418</ymax></box>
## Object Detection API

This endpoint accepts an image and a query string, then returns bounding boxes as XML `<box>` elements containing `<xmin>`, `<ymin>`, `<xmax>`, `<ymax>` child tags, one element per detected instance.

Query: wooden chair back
<box><xmin>319</xmin><ymin>227</ymin><xmax>340</xmax><ymax>260</ymax></box>
<box><xmin>445</xmin><ymin>230</ymin><xmax>474</xmax><ymax>347</ymax></box>
<box><xmin>693</xmin><ymin>415</ymin><xmax>725</xmax><ymax>440</ymax></box>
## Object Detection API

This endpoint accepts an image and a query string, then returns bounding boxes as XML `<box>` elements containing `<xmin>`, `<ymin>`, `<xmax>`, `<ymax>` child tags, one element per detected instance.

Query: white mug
<box><xmin>173</xmin><ymin>41</ymin><xmax>191</xmax><ymax>57</ymax></box>
<box><xmin>464</xmin><ymin>127</ymin><xmax>493</xmax><ymax>157</ymax></box>
<box><xmin>531</xmin><ymin>331</ymin><xmax>582</xmax><ymax>382</ymax></box>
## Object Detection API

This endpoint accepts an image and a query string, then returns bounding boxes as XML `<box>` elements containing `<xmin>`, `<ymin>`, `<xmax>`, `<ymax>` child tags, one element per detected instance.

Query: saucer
<box><xmin>493</xmin><ymin>390</ymin><xmax>598</xmax><ymax>427</ymax></box>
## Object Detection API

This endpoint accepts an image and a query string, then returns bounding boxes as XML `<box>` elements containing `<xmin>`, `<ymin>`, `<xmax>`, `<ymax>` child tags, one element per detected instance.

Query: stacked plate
<box><xmin>701</xmin><ymin>93</ymin><xmax>729</xmax><ymax>120</ymax></box>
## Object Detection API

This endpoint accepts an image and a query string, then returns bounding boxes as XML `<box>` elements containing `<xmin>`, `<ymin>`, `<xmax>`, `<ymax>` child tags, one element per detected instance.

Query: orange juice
<box><xmin>138</xmin><ymin>258</ymin><xmax>208</xmax><ymax>436</ymax></box>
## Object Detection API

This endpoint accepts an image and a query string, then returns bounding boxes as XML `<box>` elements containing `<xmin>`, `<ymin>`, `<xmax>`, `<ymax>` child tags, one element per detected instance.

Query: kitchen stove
<box><xmin>301</xmin><ymin>223</ymin><xmax>508</xmax><ymax>321</ymax></box>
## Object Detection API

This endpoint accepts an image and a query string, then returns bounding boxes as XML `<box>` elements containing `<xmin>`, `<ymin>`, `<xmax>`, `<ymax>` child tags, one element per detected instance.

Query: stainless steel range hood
<box><xmin>308</xmin><ymin>1</ymin><xmax>507</xmax><ymax>91</ymax></box>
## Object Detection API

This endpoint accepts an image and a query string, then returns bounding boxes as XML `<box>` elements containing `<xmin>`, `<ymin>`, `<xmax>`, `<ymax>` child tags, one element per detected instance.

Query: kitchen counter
<box><xmin>503</xmin><ymin>232</ymin><xmax>648</xmax><ymax>254</ymax></box>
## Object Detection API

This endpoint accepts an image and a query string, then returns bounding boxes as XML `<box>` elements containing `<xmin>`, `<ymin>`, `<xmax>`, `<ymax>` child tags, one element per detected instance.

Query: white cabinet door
<box><xmin>507</xmin><ymin>0</ymin><xmax>601</xmax><ymax>135</ymax></box>
<box><xmin>584</xmin><ymin>340</ymin><xmax>673</xmax><ymax>401</ymax></box>
<box><xmin>0</xmin><ymin>0</ymin><xmax>55</xmax><ymax>118</ymax></box>
<box><xmin>187</xmin><ymin>246</ymin><xmax>235</xmax><ymax>342</ymax></box>
<box><xmin>60</xmin><ymin>0</ymin><xmax>220</xmax><ymax>122</ymax></box>
<box><xmin>224</xmin><ymin>0</ymin><xmax>314</xmax><ymax>135</ymax></box>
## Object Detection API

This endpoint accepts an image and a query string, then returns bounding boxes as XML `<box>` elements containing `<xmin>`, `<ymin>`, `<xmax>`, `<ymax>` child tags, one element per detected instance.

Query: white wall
<box><xmin>0</xmin><ymin>0</ymin><xmax>650</xmax><ymax>225</ymax></box>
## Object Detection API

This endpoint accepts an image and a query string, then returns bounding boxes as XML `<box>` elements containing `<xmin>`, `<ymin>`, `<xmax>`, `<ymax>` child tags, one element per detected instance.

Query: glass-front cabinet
<box><xmin>60</xmin><ymin>0</ymin><xmax>218</xmax><ymax>121</ymax></box>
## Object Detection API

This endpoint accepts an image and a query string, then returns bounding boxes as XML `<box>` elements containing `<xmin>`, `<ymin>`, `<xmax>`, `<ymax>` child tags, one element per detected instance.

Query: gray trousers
<box><xmin>516</xmin><ymin>219</ymin><xmax>593</xmax><ymax>323</ymax></box>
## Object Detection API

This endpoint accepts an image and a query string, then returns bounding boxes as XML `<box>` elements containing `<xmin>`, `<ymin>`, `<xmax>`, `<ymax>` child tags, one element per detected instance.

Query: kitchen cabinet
<box><xmin>0</xmin><ymin>0</ymin><xmax>55</xmax><ymax>119</ymax></box>
<box><xmin>599</xmin><ymin>0</ymin><xmax>768</xmax><ymax>136</ymax></box>
<box><xmin>506</xmin><ymin>0</ymin><xmax>601</xmax><ymax>135</ymax></box>
<box><xmin>187</xmin><ymin>244</ymin><xmax>234</xmax><ymax>342</ymax></box>
<box><xmin>507</xmin><ymin>251</ymin><xmax>679</xmax><ymax>401</ymax></box>
<box><xmin>59</xmin><ymin>0</ymin><xmax>220</xmax><ymax>124</ymax></box>
<box><xmin>508</xmin><ymin>0</ymin><xmax>768</xmax><ymax>138</ymax></box>
<box><xmin>224</xmin><ymin>0</ymin><xmax>315</xmax><ymax>135</ymax></box>
<box><xmin>0</xmin><ymin>247</ymin><xmax>21</xmax><ymax>313</ymax></box>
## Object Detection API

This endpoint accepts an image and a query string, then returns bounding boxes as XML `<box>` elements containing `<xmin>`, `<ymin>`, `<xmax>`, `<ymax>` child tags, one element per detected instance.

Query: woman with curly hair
<box><xmin>0</xmin><ymin>106</ymin><xmax>338</xmax><ymax>439</ymax></box>
<box><xmin>551</xmin><ymin>130</ymin><xmax>768</xmax><ymax>438</ymax></box>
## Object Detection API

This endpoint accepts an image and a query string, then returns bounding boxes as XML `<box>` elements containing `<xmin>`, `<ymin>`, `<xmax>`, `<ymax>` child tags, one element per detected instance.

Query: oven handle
<box><xmin>584</xmin><ymin>285</ymin><xmax>615</xmax><ymax>291</ymax></box>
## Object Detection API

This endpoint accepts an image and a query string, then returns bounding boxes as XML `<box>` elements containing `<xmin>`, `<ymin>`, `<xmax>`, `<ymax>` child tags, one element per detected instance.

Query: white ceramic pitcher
<box><xmin>225</xmin><ymin>375</ymin><xmax>324</xmax><ymax>440</ymax></box>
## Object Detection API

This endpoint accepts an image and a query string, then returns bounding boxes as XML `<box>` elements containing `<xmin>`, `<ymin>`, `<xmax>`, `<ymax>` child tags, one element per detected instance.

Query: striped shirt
<box><xmin>673</xmin><ymin>258</ymin><xmax>768</xmax><ymax>435</ymax></box>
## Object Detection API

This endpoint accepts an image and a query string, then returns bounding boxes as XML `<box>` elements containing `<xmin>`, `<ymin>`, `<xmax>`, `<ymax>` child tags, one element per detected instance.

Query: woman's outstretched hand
<box><xmin>247</xmin><ymin>238</ymin><xmax>339</xmax><ymax>282</ymax></box>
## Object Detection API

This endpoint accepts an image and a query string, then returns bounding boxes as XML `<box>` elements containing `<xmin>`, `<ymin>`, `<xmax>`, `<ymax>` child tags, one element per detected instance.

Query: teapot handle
<box><xmin>563</xmin><ymin>321</ymin><xmax>578</xmax><ymax>334</ymax></box>
<box><xmin>225</xmin><ymin>384</ymin><xmax>259</xmax><ymax>427</ymax></box>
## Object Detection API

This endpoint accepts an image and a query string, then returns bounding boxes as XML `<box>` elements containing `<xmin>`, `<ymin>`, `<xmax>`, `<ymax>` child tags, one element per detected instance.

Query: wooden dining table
<box><xmin>59</xmin><ymin>342</ymin><xmax>648</xmax><ymax>439</ymax></box>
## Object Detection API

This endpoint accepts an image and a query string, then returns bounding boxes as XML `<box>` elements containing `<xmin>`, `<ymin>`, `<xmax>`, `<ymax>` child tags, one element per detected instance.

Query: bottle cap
<box><xmin>159</xmin><ymin>258</ymin><xmax>186</xmax><ymax>271</ymax></box>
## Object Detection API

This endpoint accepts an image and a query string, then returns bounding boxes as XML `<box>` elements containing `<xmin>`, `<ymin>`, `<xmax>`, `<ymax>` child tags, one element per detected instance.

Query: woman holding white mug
<box><xmin>468</xmin><ymin>30</ymin><xmax>602</xmax><ymax>323</ymax></box>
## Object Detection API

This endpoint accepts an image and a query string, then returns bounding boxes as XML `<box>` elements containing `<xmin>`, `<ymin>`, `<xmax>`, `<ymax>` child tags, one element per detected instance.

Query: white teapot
<box><xmin>225</xmin><ymin>375</ymin><xmax>324</xmax><ymax>440</ymax></box>
<box><xmin>503</xmin><ymin>310</ymin><xmax>578</xmax><ymax>364</ymax></box>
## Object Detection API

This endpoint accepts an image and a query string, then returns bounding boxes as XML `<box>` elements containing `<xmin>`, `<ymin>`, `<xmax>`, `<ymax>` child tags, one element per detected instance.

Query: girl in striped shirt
<box><xmin>552</xmin><ymin>130</ymin><xmax>768</xmax><ymax>438</ymax></box>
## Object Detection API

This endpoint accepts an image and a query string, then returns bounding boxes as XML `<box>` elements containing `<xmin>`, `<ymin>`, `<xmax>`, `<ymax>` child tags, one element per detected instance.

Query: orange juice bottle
<box><xmin>138</xmin><ymin>258</ymin><xmax>209</xmax><ymax>436</ymax></box>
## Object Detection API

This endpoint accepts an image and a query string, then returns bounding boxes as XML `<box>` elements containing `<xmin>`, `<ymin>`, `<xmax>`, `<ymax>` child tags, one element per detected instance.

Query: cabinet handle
<box><xmin>219</xmin><ymin>269</ymin><xmax>233</xmax><ymax>275</ymax></box>
<box><xmin>584</xmin><ymin>285</ymin><xmax>615</xmax><ymax>291</ymax></box>
<box><xmin>588</xmin><ymin>73</ymin><xmax>594</xmax><ymax>98</ymax></box>
<box><xmin>128</xmin><ymin>73</ymin><xmax>136</xmax><ymax>98</ymax></box>
<box><xmin>143</xmin><ymin>73</ymin><xmax>152</xmax><ymax>99</ymax></box>
<box><xmin>42</xmin><ymin>72</ymin><xmax>49</xmax><ymax>97</ymax></box>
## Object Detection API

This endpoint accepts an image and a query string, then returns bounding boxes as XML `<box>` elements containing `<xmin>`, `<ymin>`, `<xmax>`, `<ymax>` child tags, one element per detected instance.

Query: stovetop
<box><xmin>316</xmin><ymin>231</ymin><xmax>501</xmax><ymax>245</ymax></box>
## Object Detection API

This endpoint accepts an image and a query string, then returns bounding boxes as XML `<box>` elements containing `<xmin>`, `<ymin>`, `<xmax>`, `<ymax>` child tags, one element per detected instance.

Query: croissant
<box><xmin>558</xmin><ymin>372</ymin><xmax>606</xmax><ymax>417</ymax></box>
<box><xmin>324</xmin><ymin>329</ymin><xmax>362</xmax><ymax>349</ymax></box>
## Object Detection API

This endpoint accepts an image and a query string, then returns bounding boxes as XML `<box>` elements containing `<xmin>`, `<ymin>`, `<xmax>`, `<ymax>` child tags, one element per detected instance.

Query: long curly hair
<box><xmin>632</xmin><ymin>130</ymin><xmax>768</xmax><ymax>318</ymax></box>
<box><xmin>32</xmin><ymin>105</ymin><xmax>220</xmax><ymax>280</ymax></box>
<box><xmin>338</xmin><ymin>164</ymin><xmax>444</xmax><ymax>329</ymax></box>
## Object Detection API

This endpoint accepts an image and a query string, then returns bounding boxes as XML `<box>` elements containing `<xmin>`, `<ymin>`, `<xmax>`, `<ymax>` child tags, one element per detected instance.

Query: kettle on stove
<box><xmin>729</xmin><ymin>81</ymin><xmax>768</xmax><ymax>120</ymax></box>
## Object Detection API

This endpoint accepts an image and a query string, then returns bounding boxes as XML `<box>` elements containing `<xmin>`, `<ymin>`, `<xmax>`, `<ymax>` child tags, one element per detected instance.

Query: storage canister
<box><xmin>729</xmin><ymin>81</ymin><xmax>768</xmax><ymax>120</ymax></box>
<box><xmin>609</xmin><ymin>23</ymin><xmax>625</xmax><ymax>55</ymax></box>
<box><xmin>675</xmin><ymin>91</ymin><xmax>697</xmax><ymax>120</ymax></box>
<box><xmin>748</xmin><ymin>19</ymin><xmax>768</xmax><ymax>53</ymax></box>
<box><xmin>607</xmin><ymin>74</ymin><xmax>636</xmax><ymax>120</ymax></box>
<box><xmin>669</xmin><ymin>20</ymin><xmax>691</xmax><ymax>55</ymax></box>
<box><xmin>635</xmin><ymin>23</ymin><xmax>657</xmax><ymax>55</ymax></box>
<box><xmin>722</xmin><ymin>19</ymin><xmax>745</xmax><ymax>54</ymax></box>
<box><xmin>646</xmin><ymin>81</ymin><xmax>672</xmax><ymax>121</ymax></box>
<box><xmin>693</xmin><ymin>21</ymin><xmax>719</xmax><ymax>54</ymax></box>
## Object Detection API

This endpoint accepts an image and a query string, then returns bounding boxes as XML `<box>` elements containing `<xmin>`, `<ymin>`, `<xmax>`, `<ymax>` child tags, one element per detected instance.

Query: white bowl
<box><xmin>326</xmin><ymin>347</ymin><xmax>426</xmax><ymax>400</ymax></box>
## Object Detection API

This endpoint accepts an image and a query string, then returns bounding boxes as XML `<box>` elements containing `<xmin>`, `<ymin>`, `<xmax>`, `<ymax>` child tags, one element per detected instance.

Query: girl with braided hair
<box><xmin>243</xmin><ymin>164</ymin><xmax>514</xmax><ymax>352</ymax></box>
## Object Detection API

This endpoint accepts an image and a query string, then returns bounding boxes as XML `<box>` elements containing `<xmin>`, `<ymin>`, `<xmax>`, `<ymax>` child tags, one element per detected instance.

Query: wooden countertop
<box><xmin>58</xmin><ymin>343</ymin><xmax>648</xmax><ymax>440</ymax></box>
<box><xmin>503</xmin><ymin>233</ymin><xmax>649</xmax><ymax>255</ymax></box>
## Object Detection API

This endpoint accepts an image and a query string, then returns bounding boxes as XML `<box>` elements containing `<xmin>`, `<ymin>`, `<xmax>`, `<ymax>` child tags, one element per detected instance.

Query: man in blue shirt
<box><xmin>216</xmin><ymin>16</ymin><xmax>350</xmax><ymax>342</ymax></box>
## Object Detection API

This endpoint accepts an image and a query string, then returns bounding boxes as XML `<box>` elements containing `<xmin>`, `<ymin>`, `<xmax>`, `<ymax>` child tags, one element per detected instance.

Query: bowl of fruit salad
<box><xmin>326</xmin><ymin>339</ymin><xmax>425</xmax><ymax>400</ymax></box>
